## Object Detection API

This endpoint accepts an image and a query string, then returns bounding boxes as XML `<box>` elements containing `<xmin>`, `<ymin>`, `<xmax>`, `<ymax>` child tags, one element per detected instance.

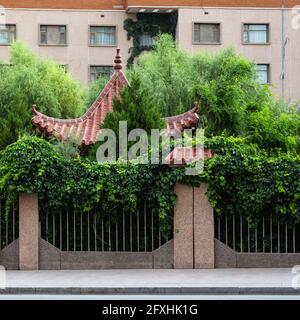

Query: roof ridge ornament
<box><xmin>114</xmin><ymin>48</ymin><xmax>122</xmax><ymax>71</ymax></box>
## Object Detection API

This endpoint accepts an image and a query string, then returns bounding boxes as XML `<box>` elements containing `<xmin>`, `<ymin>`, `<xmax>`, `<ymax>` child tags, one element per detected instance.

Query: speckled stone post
<box><xmin>193</xmin><ymin>184</ymin><xmax>215</xmax><ymax>269</ymax></box>
<box><xmin>174</xmin><ymin>183</ymin><xmax>194</xmax><ymax>269</ymax></box>
<box><xmin>19</xmin><ymin>193</ymin><xmax>39</xmax><ymax>270</ymax></box>
<box><xmin>174</xmin><ymin>183</ymin><xmax>214</xmax><ymax>269</ymax></box>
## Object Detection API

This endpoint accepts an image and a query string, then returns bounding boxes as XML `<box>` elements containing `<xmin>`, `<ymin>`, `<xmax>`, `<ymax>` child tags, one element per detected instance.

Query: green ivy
<box><xmin>0</xmin><ymin>136</ymin><xmax>299</xmax><ymax>231</ymax></box>
<box><xmin>123</xmin><ymin>13</ymin><xmax>178</xmax><ymax>66</ymax></box>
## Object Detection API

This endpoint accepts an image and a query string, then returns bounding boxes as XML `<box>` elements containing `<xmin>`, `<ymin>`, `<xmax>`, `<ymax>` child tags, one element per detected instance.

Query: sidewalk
<box><xmin>1</xmin><ymin>268</ymin><xmax>300</xmax><ymax>295</ymax></box>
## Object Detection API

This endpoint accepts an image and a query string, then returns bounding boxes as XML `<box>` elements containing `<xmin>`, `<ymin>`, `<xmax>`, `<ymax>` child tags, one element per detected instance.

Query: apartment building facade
<box><xmin>0</xmin><ymin>0</ymin><xmax>299</xmax><ymax>102</ymax></box>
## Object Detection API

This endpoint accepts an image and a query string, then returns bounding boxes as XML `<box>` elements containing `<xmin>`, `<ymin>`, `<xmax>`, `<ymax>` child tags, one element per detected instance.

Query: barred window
<box><xmin>90</xmin><ymin>66</ymin><xmax>114</xmax><ymax>82</ymax></box>
<box><xmin>194</xmin><ymin>23</ymin><xmax>220</xmax><ymax>44</ymax></box>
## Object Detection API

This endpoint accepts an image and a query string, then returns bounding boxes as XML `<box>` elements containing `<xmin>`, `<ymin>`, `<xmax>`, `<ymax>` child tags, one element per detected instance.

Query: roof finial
<box><xmin>114</xmin><ymin>48</ymin><xmax>122</xmax><ymax>71</ymax></box>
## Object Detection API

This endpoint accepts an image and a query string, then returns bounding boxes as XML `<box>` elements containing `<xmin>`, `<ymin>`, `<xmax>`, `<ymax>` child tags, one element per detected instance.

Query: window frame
<box><xmin>89</xmin><ymin>25</ymin><xmax>117</xmax><ymax>47</ymax></box>
<box><xmin>89</xmin><ymin>65</ymin><xmax>114</xmax><ymax>83</ymax></box>
<box><xmin>192</xmin><ymin>22</ymin><xmax>221</xmax><ymax>45</ymax></box>
<box><xmin>242</xmin><ymin>23</ymin><xmax>270</xmax><ymax>45</ymax></box>
<box><xmin>0</xmin><ymin>24</ymin><xmax>17</xmax><ymax>46</ymax></box>
<box><xmin>38</xmin><ymin>24</ymin><xmax>68</xmax><ymax>46</ymax></box>
<box><xmin>255</xmin><ymin>63</ymin><xmax>271</xmax><ymax>84</ymax></box>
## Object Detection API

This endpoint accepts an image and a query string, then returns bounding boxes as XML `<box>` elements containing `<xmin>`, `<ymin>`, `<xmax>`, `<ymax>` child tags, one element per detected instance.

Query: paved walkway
<box><xmin>2</xmin><ymin>269</ymin><xmax>300</xmax><ymax>295</ymax></box>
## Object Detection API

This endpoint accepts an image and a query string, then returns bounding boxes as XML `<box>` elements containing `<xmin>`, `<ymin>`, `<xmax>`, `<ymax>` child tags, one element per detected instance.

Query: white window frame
<box><xmin>89</xmin><ymin>25</ymin><xmax>117</xmax><ymax>47</ymax></box>
<box><xmin>243</xmin><ymin>23</ymin><xmax>270</xmax><ymax>44</ymax></box>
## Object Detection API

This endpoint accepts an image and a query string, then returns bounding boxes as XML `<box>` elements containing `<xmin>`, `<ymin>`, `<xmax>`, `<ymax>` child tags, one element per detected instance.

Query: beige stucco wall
<box><xmin>0</xmin><ymin>7</ymin><xmax>299</xmax><ymax>101</ymax></box>
<box><xmin>177</xmin><ymin>7</ymin><xmax>300</xmax><ymax>102</ymax></box>
<box><xmin>0</xmin><ymin>9</ymin><xmax>133</xmax><ymax>86</ymax></box>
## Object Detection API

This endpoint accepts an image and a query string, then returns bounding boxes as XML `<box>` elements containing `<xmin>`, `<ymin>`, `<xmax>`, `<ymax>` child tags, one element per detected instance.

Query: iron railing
<box><xmin>40</xmin><ymin>203</ymin><xmax>173</xmax><ymax>252</ymax></box>
<box><xmin>215</xmin><ymin>213</ymin><xmax>300</xmax><ymax>253</ymax></box>
<box><xmin>0</xmin><ymin>198</ymin><xmax>18</xmax><ymax>250</ymax></box>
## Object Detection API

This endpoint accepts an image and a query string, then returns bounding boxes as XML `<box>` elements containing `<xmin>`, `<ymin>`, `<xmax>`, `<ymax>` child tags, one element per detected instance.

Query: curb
<box><xmin>1</xmin><ymin>287</ymin><xmax>300</xmax><ymax>295</ymax></box>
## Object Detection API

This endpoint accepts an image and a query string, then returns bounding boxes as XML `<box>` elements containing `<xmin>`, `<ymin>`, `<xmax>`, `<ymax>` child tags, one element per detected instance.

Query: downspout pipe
<box><xmin>281</xmin><ymin>0</ymin><xmax>285</xmax><ymax>102</ymax></box>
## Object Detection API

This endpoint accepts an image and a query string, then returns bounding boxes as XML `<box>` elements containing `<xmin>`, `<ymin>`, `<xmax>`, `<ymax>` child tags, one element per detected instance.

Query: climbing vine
<box><xmin>124</xmin><ymin>13</ymin><xmax>178</xmax><ymax>66</ymax></box>
<box><xmin>0</xmin><ymin>136</ymin><xmax>299</xmax><ymax>231</ymax></box>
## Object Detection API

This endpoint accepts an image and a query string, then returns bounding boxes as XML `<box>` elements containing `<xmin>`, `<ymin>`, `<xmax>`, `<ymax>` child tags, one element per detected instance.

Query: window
<box><xmin>90</xmin><ymin>66</ymin><xmax>114</xmax><ymax>82</ymax></box>
<box><xmin>193</xmin><ymin>23</ymin><xmax>220</xmax><ymax>44</ymax></box>
<box><xmin>60</xmin><ymin>65</ymin><xmax>68</xmax><ymax>72</ymax></box>
<box><xmin>139</xmin><ymin>33</ymin><xmax>154</xmax><ymax>46</ymax></box>
<box><xmin>243</xmin><ymin>24</ymin><xmax>269</xmax><ymax>44</ymax></box>
<box><xmin>90</xmin><ymin>26</ymin><xmax>116</xmax><ymax>46</ymax></box>
<box><xmin>40</xmin><ymin>25</ymin><xmax>67</xmax><ymax>45</ymax></box>
<box><xmin>0</xmin><ymin>24</ymin><xmax>16</xmax><ymax>45</ymax></box>
<box><xmin>255</xmin><ymin>64</ymin><xmax>270</xmax><ymax>84</ymax></box>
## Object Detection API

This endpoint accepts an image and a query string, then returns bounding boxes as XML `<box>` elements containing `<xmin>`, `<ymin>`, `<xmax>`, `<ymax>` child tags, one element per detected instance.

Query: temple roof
<box><xmin>32</xmin><ymin>49</ymin><xmax>200</xmax><ymax>146</ymax></box>
<box><xmin>32</xmin><ymin>49</ymin><xmax>128</xmax><ymax>146</ymax></box>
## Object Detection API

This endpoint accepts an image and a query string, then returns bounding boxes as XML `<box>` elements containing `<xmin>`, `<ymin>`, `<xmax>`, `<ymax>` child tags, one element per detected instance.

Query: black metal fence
<box><xmin>0</xmin><ymin>198</ymin><xmax>19</xmax><ymax>250</ymax></box>
<box><xmin>215</xmin><ymin>213</ymin><xmax>300</xmax><ymax>253</ymax></box>
<box><xmin>40</xmin><ymin>203</ymin><xmax>173</xmax><ymax>252</ymax></box>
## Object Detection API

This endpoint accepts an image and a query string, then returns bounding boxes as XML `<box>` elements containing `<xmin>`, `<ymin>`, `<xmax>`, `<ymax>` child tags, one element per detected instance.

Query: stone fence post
<box><xmin>174</xmin><ymin>183</ymin><xmax>214</xmax><ymax>269</ymax></box>
<box><xmin>19</xmin><ymin>193</ymin><xmax>39</xmax><ymax>270</ymax></box>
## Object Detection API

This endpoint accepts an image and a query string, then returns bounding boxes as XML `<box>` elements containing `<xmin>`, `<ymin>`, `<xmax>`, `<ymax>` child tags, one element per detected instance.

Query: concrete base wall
<box><xmin>0</xmin><ymin>239</ymin><xmax>19</xmax><ymax>270</ymax></box>
<box><xmin>215</xmin><ymin>239</ymin><xmax>300</xmax><ymax>268</ymax></box>
<box><xmin>39</xmin><ymin>238</ymin><xmax>174</xmax><ymax>270</ymax></box>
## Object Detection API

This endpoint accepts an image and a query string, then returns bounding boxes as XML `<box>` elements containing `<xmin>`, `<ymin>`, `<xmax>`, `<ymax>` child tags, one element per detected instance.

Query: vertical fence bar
<box><xmin>123</xmin><ymin>211</ymin><xmax>125</xmax><ymax>252</ymax></box>
<box><xmin>240</xmin><ymin>215</ymin><xmax>243</xmax><ymax>253</ymax></box>
<box><xmin>60</xmin><ymin>212</ymin><xmax>62</xmax><ymax>250</ymax></box>
<box><xmin>232</xmin><ymin>215</ymin><xmax>235</xmax><ymax>251</ymax></box>
<box><xmin>5</xmin><ymin>207</ymin><xmax>8</xmax><ymax>245</ymax></box>
<box><xmin>255</xmin><ymin>225</ymin><xmax>258</xmax><ymax>253</ymax></box>
<box><xmin>293</xmin><ymin>225</ymin><xmax>296</xmax><ymax>253</ymax></box>
<box><xmin>116</xmin><ymin>221</ymin><xmax>118</xmax><ymax>252</ymax></box>
<box><xmin>151</xmin><ymin>209</ymin><xmax>154</xmax><ymax>252</ymax></box>
<box><xmin>0</xmin><ymin>200</ymin><xmax>1</xmax><ymax>249</ymax></box>
<box><xmin>218</xmin><ymin>218</ymin><xmax>220</xmax><ymax>240</ymax></box>
<box><xmin>144</xmin><ymin>203</ymin><xmax>147</xmax><ymax>252</ymax></box>
<box><xmin>80</xmin><ymin>213</ymin><xmax>83</xmax><ymax>251</ymax></box>
<box><xmin>94</xmin><ymin>215</ymin><xmax>97</xmax><ymax>252</ymax></box>
<box><xmin>285</xmin><ymin>223</ymin><xmax>288</xmax><ymax>253</ymax></box>
<box><xmin>46</xmin><ymin>211</ymin><xmax>48</xmax><ymax>242</ymax></box>
<box><xmin>73</xmin><ymin>212</ymin><xmax>76</xmax><ymax>251</ymax></box>
<box><xmin>137</xmin><ymin>209</ymin><xmax>140</xmax><ymax>252</ymax></box>
<box><xmin>87</xmin><ymin>213</ymin><xmax>90</xmax><ymax>252</ymax></box>
<box><xmin>270</xmin><ymin>214</ymin><xmax>273</xmax><ymax>253</ymax></box>
<box><xmin>158</xmin><ymin>214</ymin><xmax>162</xmax><ymax>247</ymax></box>
<box><xmin>247</xmin><ymin>221</ymin><xmax>250</xmax><ymax>253</ymax></box>
<box><xmin>225</xmin><ymin>214</ymin><xmax>228</xmax><ymax>246</ymax></box>
<box><xmin>108</xmin><ymin>216</ymin><xmax>111</xmax><ymax>252</ymax></box>
<box><xmin>52</xmin><ymin>215</ymin><xmax>55</xmax><ymax>246</ymax></box>
<box><xmin>102</xmin><ymin>217</ymin><xmax>104</xmax><ymax>252</ymax></box>
<box><xmin>130</xmin><ymin>212</ymin><xmax>132</xmax><ymax>252</ymax></box>
<box><xmin>12</xmin><ymin>203</ymin><xmax>15</xmax><ymax>241</ymax></box>
<box><xmin>278</xmin><ymin>222</ymin><xmax>280</xmax><ymax>253</ymax></box>
<box><xmin>66</xmin><ymin>210</ymin><xmax>69</xmax><ymax>251</ymax></box>
<box><xmin>262</xmin><ymin>216</ymin><xmax>265</xmax><ymax>253</ymax></box>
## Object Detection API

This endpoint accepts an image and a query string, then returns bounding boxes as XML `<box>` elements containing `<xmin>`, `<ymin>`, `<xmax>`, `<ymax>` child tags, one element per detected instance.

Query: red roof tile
<box><xmin>32</xmin><ymin>49</ymin><xmax>128</xmax><ymax>146</ymax></box>
<box><xmin>32</xmin><ymin>50</ymin><xmax>201</xmax><ymax>147</ymax></box>
<box><xmin>165</xmin><ymin>147</ymin><xmax>215</xmax><ymax>166</ymax></box>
